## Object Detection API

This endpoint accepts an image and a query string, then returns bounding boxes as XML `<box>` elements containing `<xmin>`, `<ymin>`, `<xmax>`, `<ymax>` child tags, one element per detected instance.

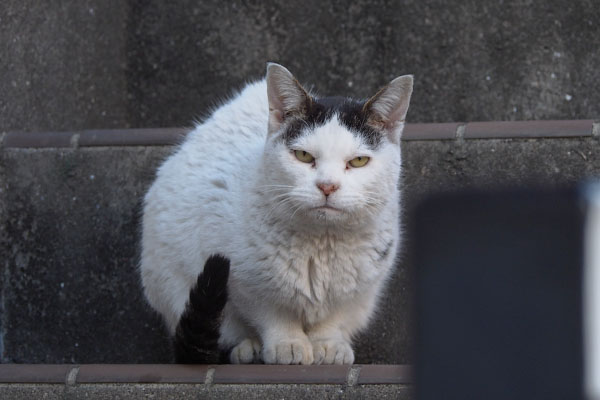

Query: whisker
<box><xmin>290</xmin><ymin>203</ymin><xmax>305</xmax><ymax>220</ymax></box>
<box><xmin>258</xmin><ymin>184</ymin><xmax>295</xmax><ymax>189</ymax></box>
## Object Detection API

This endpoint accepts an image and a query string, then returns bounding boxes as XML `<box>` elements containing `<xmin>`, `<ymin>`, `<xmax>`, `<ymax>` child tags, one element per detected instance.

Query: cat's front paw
<box><xmin>312</xmin><ymin>339</ymin><xmax>354</xmax><ymax>365</ymax></box>
<box><xmin>230</xmin><ymin>338</ymin><xmax>262</xmax><ymax>364</ymax></box>
<box><xmin>262</xmin><ymin>338</ymin><xmax>314</xmax><ymax>365</ymax></box>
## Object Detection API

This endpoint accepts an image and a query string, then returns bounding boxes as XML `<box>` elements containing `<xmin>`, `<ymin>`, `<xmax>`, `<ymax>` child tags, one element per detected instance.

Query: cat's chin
<box><xmin>312</xmin><ymin>205</ymin><xmax>342</xmax><ymax>213</ymax></box>
<box><xmin>308</xmin><ymin>205</ymin><xmax>352</xmax><ymax>224</ymax></box>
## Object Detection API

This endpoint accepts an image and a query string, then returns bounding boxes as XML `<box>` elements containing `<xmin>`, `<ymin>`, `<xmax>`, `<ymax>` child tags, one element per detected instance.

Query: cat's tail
<box><xmin>174</xmin><ymin>254</ymin><xmax>230</xmax><ymax>364</ymax></box>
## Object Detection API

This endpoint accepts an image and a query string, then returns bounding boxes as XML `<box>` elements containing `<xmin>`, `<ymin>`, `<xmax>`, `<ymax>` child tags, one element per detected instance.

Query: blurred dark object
<box><xmin>413</xmin><ymin>187</ymin><xmax>584</xmax><ymax>399</ymax></box>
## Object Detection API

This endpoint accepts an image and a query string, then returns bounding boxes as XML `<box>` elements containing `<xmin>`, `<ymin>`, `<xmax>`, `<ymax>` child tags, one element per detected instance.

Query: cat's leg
<box><xmin>254</xmin><ymin>307</ymin><xmax>314</xmax><ymax>365</ymax></box>
<box><xmin>219</xmin><ymin>304</ymin><xmax>261</xmax><ymax>364</ymax></box>
<box><xmin>307</xmin><ymin>290</ymin><xmax>381</xmax><ymax>365</ymax></box>
<box><xmin>307</xmin><ymin>318</ymin><xmax>355</xmax><ymax>365</ymax></box>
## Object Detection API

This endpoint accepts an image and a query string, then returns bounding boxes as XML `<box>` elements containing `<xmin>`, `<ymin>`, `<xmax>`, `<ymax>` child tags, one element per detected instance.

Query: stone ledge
<box><xmin>1</xmin><ymin>120</ymin><xmax>595</xmax><ymax>148</ymax></box>
<box><xmin>2</xmin><ymin>136</ymin><xmax>598</xmax><ymax>366</ymax></box>
<box><xmin>463</xmin><ymin>120</ymin><xmax>594</xmax><ymax>139</ymax></box>
<box><xmin>0</xmin><ymin>364</ymin><xmax>412</xmax><ymax>385</ymax></box>
<box><xmin>0</xmin><ymin>382</ymin><xmax>412</xmax><ymax>400</ymax></box>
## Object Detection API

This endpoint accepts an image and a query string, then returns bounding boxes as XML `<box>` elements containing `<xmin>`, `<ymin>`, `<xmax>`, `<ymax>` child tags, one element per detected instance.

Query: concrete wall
<box><xmin>2</xmin><ymin>0</ymin><xmax>600</xmax><ymax>365</ymax></box>
<box><xmin>1</xmin><ymin>134</ymin><xmax>599</xmax><ymax>364</ymax></box>
<box><xmin>2</xmin><ymin>0</ymin><xmax>599</xmax><ymax>133</ymax></box>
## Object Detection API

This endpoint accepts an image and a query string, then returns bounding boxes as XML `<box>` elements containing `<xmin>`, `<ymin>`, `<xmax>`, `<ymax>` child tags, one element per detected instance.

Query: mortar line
<box><xmin>592</xmin><ymin>122</ymin><xmax>600</xmax><ymax>138</ymax></box>
<box><xmin>346</xmin><ymin>365</ymin><xmax>361</xmax><ymax>386</ymax></box>
<box><xmin>70</xmin><ymin>133</ymin><xmax>80</xmax><ymax>149</ymax></box>
<box><xmin>0</xmin><ymin>132</ymin><xmax>6</xmax><ymax>148</ymax></box>
<box><xmin>66</xmin><ymin>365</ymin><xmax>80</xmax><ymax>386</ymax></box>
<box><xmin>204</xmin><ymin>367</ymin><xmax>215</xmax><ymax>386</ymax></box>
<box><xmin>455</xmin><ymin>124</ymin><xmax>466</xmax><ymax>140</ymax></box>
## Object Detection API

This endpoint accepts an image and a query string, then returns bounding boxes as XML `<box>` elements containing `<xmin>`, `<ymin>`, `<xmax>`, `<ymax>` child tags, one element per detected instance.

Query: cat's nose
<box><xmin>317</xmin><ymin>182</ymin><xmax>340</xmax><ymax>196</ymax></box>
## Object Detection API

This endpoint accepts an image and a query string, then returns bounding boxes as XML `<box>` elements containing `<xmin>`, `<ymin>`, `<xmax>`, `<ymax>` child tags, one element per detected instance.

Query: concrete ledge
<box><xmin>2</xmin><ymin>128</ymin><xmax>189</xmax><ymax>148</ymax></box>
<box><xmin>1</xmin><ymin>123</ymin><xmax>599</xmax><ymax>365</ymax></box>
<box><xmin>0</xmin><ymin>364</ymin><xmax>411</xmax><ymax>385</ymax></box>
<box><xmin>463</xmin><ymin>119</ymin><xmax>595</xmax><ymax>139</ymax></box>
<box><xmin>0</xmin><ymin>383</ymin><xmax>412</xmax><ymax>400</ymax></box>
<box><xmin>0</xmin><ymin>365</ymin><xmax>414</xmax><ymax>399</ymax></box>
<box><xmin>1</xmin><ymin>120</ymin><xmax>596</xmax><ymax>148</ymax></box>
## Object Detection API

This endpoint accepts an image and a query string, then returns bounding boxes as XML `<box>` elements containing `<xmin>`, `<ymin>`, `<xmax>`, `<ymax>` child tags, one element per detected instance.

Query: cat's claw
<box><xmin>312</xmin><ymin>340</ymin><xmax>354</xmax><ymax>365</ymax></box>
<box><xmin>230</xmin><ymin>338</ymin><xmax>262</xmax><ymax>364</ymax></box>
<box><xmin>263</xmin><ymin>338</ymin><xmax>314</xmax><ymax>365</ymax></box>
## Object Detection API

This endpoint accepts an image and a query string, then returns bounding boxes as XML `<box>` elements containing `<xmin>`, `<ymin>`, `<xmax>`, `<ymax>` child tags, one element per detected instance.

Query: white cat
<box><xmin>140</xmin><ymin>63</ymin><xmax>413</xmax><ymax>365</ymax></box>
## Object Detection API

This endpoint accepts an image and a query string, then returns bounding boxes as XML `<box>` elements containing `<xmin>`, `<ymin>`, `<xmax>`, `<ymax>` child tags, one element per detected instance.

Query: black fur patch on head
<box><xmin>174</xmin><ymin>254</ymin><xmax>230</xmax><ymax>364</ymax></box>
<box><xmin>280</xmin><ymin>96</ymin><xmax>383</xmax><ymax>149</ymax></box>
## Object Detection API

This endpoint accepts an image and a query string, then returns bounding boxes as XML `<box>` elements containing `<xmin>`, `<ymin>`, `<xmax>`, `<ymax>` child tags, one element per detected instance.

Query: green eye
<box><xmin>295</xmin><ymin>150</ymin><xmax>315</xmax><ymax>163</ymax></box>
<box><xmin>349</xmin><ymin>156</ymin><xmax>370</xmax><ymax>168</ymax></box>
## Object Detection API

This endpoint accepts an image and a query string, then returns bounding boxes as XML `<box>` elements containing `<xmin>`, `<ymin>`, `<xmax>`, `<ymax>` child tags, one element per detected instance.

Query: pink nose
<box><xmin>317</xmin><ymin>183</ymin><xmax>340</xmax><ymax>196</ymax></box>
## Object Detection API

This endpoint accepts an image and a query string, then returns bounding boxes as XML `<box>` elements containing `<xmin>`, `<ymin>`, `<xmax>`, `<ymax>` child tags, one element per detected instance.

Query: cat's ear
<box><xmin>266</xmin><ymin>63</ymin><xmax>312</xmax><ymax>137</ymax></box>
<box><xmin>363</xmin><ymin>75</ymin><xmax>413</xmax><ymax>144</ymax></box>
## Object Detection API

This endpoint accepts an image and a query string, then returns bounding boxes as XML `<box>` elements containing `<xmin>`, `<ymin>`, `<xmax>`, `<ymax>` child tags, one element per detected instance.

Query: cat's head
<box><xmin>260</xmin><ymin>63</ymin><xmax>413</xmax><ymax>227</ymax></box>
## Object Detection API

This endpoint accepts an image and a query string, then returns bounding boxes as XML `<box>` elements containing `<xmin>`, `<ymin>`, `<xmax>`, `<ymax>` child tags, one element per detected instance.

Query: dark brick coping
<box><xmin>1</xmin><ymin>120</ymin><xmax>597</xmax><ymax>148</ymax></box>
<box><xmin>0</xmin><ymin>364</ymin><xmax>411</xmax><ymax>385</ymax></box>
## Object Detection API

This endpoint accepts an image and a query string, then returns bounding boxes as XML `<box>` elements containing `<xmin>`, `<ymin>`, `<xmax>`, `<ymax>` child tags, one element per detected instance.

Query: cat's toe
<box><xmin>230</xmin><ymin>338</ymin><xmax>261</xmax><ymax>364</ymax></box>
<box><xmin>313</xmin><ymin>343</ymin><xmax>327</xmax><ymax>365</ymax></box>
<box><xmin>263</xmin><ymin>338</ymin><xmax>314</xmax><ymax>365</ymax></box>
<box><xmin>312</xmin><ymin>340</ymin><xmax>354</xmax><ymax>365</ymax></box>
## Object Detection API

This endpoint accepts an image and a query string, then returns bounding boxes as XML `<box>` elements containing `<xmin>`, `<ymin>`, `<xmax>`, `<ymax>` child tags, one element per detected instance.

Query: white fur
<box><xmin>140</xmin><ymin>76</ymin><xmax>406</xmax><ymax>365</ymax></box>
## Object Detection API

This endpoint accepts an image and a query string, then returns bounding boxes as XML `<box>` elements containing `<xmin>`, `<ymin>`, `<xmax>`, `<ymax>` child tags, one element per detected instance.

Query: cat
<box><xmin>140</xmin><ymin>63</ymin><xmax>413</xmax><ymax>365</ymax></box>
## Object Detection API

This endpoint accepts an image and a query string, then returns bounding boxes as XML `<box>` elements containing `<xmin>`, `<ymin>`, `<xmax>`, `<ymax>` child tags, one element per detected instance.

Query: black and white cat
<box><xmin>140</xmin><ymin>63</ymin><xmax>413</xmax><ymax>365</ymax></box>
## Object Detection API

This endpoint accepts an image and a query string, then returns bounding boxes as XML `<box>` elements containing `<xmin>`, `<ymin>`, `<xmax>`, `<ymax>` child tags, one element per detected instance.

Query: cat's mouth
<box><xmin>312</xmin><ymin>205</ymin><xmax>343</xmax><ymax>213</ymax></box>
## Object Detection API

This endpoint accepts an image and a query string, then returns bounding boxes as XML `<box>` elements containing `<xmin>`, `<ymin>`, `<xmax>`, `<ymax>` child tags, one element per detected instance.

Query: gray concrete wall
<box><xmin>1</xmin><ymin>136</ymin><xmax>599</xmax><ymax>364</ymax></box>
<box><xmin>1</xmin><ymin>1</ymin><xmax>128</xmax><ymax>132</ymax></box>
<box><xmin>2</xmin><ymin>0</ymin><xmax>599</xmax><ymax>133</ymax></box>
<box><xmin>2</xmin><ymin>0</ymin><xmax>600</xmax><ymax>366</ymax></box>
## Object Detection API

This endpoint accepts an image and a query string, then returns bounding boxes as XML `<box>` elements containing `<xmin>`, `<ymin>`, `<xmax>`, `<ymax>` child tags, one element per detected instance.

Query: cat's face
<box><xmin>261</xmin><ymin>64</ymin><xmax>413</xmax><ymax>227</ymax></box>
<box><xmin>262</xmin><ymin>102</ymin><xmax>401</xmax><ymax>226</ymax></box>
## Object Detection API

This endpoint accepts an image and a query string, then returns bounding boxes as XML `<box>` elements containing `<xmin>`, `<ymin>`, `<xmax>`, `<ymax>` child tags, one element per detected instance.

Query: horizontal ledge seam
<box><xmin>0</xmin><ymin>364</ymin><xmax>412</xmax><ymax>385</ymax></box>
<box><xmin>1</xmin><ymin>136</ymin><xmax>595</xmax><ymax>150</ymax></box>
<box><xmin>0</xmin><ymin>121</ymin><xmax>594</xmax><ymax>148</ymax></box>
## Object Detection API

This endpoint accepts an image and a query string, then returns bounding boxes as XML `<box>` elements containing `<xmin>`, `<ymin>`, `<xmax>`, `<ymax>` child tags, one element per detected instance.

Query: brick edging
<box><xmin>1</xmin><ymin>128</ymin><xmax>189</xmax><ymax>149</ymax></box>
<box><xmin>1</xmin><ymin>120</ymin><xmax>597</xmax><ymax>148</ymax></box>
<box><xmin>0</xmin><ymin>364</ymin><xmax>411</xmax><ymax>385</ymax></box>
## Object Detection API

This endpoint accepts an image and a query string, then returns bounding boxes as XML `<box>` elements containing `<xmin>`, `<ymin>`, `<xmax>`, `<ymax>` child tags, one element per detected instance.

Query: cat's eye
<box><xmin>295</xmin><ymin>150</ymin><xmax>315</xmax><ymax>163</ymax></box>
<box><xmin>348</xmin><ymin>156</ymin><xmax>370</xmax><ymax>168</ymax></box>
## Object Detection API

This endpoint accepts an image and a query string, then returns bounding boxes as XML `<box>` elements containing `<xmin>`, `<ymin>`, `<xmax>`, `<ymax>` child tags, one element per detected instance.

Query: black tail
<box><xmin>174</xmin><ymin>254</ymin><xmax>230</xmax><ymax>364</ymax></box>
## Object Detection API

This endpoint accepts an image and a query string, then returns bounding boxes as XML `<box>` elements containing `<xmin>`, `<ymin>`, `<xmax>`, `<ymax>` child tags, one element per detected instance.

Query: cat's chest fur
<box><xmin>233</xmin><ymin>217</ymin><xmax>397</xmax><ymax>325</ymax></box>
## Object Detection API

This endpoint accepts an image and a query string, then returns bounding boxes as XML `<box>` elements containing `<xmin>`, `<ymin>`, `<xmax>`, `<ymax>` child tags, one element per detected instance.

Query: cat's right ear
<box><xmin>363</xmin><ymin>75</ymin><xmax>413</xmax><ymax>145</ymax></box>
<box><xmin>266</xmin><ymin>63</ymin><xmax>312</xmax><ymax>137</ymax></box>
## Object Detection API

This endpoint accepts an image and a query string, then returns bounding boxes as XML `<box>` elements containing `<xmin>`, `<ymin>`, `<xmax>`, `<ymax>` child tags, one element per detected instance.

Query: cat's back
<box><xmin>178</xmin><ymin>78</ymin><xmax>268</xmax><ymax>167</ymax></box>
<box><xmin>187</xmin><ymin>78</ymin><xmax>269</xmax><ymax>149</ymax></box>
<box><xmin>150</xmin><ymin>78</ymin><xmax>268</xmax><ymax>195</ymax></box>
<box><xmin>142</xmin><ymin>79</ymin><xmax>268</xmax><ymax>265</ymax></box>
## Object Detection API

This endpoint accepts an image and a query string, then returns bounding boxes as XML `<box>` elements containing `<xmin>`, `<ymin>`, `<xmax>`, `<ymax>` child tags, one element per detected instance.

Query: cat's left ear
<box><xmin>266</xmin><ymin>63</ymin><xmax>313</xmax><ymax>138</ymax></box>
<box><xmin>363</xmin><ymin>75</ymin><xmax>413</xmax><ymax>144</ymax></box>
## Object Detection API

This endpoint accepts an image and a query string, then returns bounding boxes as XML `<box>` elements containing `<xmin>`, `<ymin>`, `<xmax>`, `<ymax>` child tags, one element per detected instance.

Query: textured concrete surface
<box><xmin>0</xmin><ymin>383</ymin><xmax>412</xmax><ymax>399</ymax></box>
<box><xmin>1</xmin><ymin>137</ymin><xmax>599</xmax><ymax>364</ymax></box>
<box><xmin>1</xmin><ymin>1</ymin><xmax>129</xmax><ymax>132</ymax></box>
<box><xmin>2</xmin><ymin>0</ymin><xmax>599</xmax><ymax>133</ymax></box>
<box><xmin>0</xmin><ymin>147</ymin><xmax>173</xmax><ymax>364</ymax></box>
